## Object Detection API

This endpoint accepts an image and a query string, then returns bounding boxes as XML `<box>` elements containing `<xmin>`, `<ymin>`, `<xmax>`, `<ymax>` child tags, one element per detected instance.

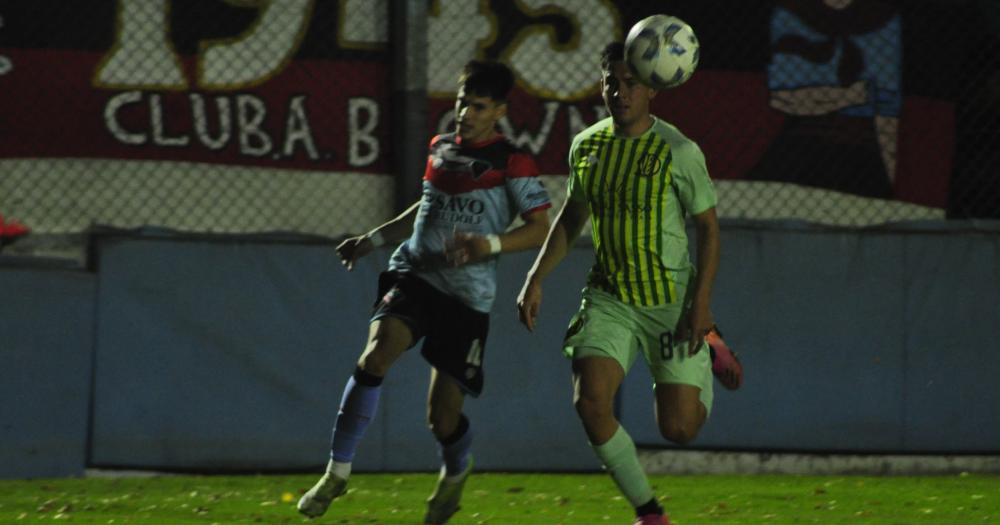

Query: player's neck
<box><xmin>459</xmin><ymin>130</ymin><xmax>501</xmax><ymax>146</ymax></box>
<box><xmin>613</xmin><ymin>114</ymin><xmax>655</xmax><ymax>138</ymax></box>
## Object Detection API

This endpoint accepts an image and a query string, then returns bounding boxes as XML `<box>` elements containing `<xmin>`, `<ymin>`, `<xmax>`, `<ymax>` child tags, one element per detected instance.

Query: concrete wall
<box><xmin>621</xmin><ymin>224</ymin><xmax>1000</xmax><ymax>452</ymax></box>
<box><xmin>1</xmin><ymin>224</ymin><xmax>998</xmax><ymax>478</ymax></box>
<box><xmin>84</xmin><ymin>232</ymin><xmax>596</xmax><ymax>473</ymax></box>
<box><xmin>0</xmin><ymin>259</ymin><xmax>96</xmax><ymax>478</ymax></box>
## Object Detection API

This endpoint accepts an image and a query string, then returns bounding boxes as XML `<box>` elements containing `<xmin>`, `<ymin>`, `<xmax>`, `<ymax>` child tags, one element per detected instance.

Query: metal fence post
<box><xmin>390</xmin><ymin>0</ymin><xmax>428</xmax><ymax>214</ymax></box>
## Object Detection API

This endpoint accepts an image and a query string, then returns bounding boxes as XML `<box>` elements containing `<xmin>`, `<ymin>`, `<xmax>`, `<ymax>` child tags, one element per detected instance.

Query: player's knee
<box><xmin>356</xmin><ymin>352</ymin><xmax>390</xmax><ymax>377</ymax></box>
<box><xmin>357</xmin><ymin>342</ymin><xmax>397</xmax><ymax>377</ymax></box>
<box><xmin>658</xmin><ymin>419</ymin><xmax>700</xmax><ymax>445</ymax></box>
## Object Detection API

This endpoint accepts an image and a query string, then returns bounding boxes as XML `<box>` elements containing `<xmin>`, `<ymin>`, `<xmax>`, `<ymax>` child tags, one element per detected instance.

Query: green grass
<box><xmin>0</xmin><ymin>472</ymin><xmax>996</xmax><ymax>524</ymax></box>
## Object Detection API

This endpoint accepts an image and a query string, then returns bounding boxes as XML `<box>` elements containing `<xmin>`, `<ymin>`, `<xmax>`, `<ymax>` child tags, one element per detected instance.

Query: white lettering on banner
<box><xmin>502</xmin><ymin>0</ymin><xmax>619</xmax><ymax>100</ymax></box>
<box><xmin>150</xmin><ymin>94</ymin><xmax>190</xmax><ymax>147</ymax></box>
<box><xmin>427</xmin><ymin>1</ymin><xmax>617</xmax><ymax>100</ymax></box>
<box><xmin>93</xmin><ymin>0</ymin><xmax>629</xmax><ymax>164</ymax></box>
<box><xmin>105</xmin><ymin>91</ymin><xmax>147</xmax><ymax>145</ymax></box>
<box><xmin>200</xmin><ymin>0</ymin><xmax>313</xmax><ymax>88</ymax></box>
<box><xmin>0</xmin><ymin>14</ymin><xmax>9</xmax><ymax>75</ymax></box>
<box><xmin>437</xmin><ymin>102</ymin><xmax>607</xmax><ymax>158</ymax></box>
<box><xmin>566</xmin><ymin>106</ymin><xmax>587</xmax><ymax>140</ymax></box>
<box><xmin>103</xmin><ymin>92</ymin><xmax>351</xmax><ymax>161</ymax></box>
<box><xmin>348</xmin><ymin>97</ymin><xmax>379</xmax><ymax>167</ymax></box>
<box><xmin>98</xmin><ymin>0</ymin><xmax>312</xmax><ymax>89</ymax></box>
<box><xmin>237</xmin><ymin>95</ymin><xmax>271</xmax><ymax>157</ymax></box>
<box><xmin>283</xmin><ymin>96</ymin><xmax>320</xmax><ymax>160</ymax></box>
<box><xmin>498</xmin><ymin>101</ymin><xmax>560</xmax><ymax>155</ymax></box>
<box><xmin>96</xmin><ymin>0</ymin><xmax>186</xmax><ymax>88</ymax></box>
<box><xmin>340</xmin><ymin>0</ymin><xmax>388</xmax><ymax>49</ymax></box>
<box><xmin>191</xmin><ymin>94</ymin><xmax>232</xmax><ymax>150</ymax></box>
<box><xmin>567</xmin><ymin>105</ymin><xmax>610</xmax><ymax>141</ymax></box>
<box><xmin>428</xmin><ymin>0</ymin><xmax>494</xmax><ymax>95</ymax></box>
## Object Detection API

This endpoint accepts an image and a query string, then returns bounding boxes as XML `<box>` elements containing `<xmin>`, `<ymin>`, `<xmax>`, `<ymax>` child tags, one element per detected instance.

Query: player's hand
<box><xmin>445</xmin><ymin>230</ymin><xmax>491</xmax><ymax>267</ymax></box>
<box><xmin>680</xmin><ymin>300</ymin><xmax>714</xmax><ymax>356</ymax></box>
<box><xmin>336</xmin><ymin>234</ymin><xmax>375</xmax><ymax>271</ymax></box>
<box><xmin>517</xmin><ymin>277</ymin><xmax>542</xmax><ymax>332</ymax></box>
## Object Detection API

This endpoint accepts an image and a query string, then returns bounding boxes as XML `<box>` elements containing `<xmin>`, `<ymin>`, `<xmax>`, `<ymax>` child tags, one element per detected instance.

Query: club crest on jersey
<box><xmin>637</xmin><ymin>154</ymin><xmax>662</xmax><ymax>177</ymax></box>
<box><xmin>431</xmin><ymin>143</ymin><xmax>493</xmax><ymax>179</ymax></box>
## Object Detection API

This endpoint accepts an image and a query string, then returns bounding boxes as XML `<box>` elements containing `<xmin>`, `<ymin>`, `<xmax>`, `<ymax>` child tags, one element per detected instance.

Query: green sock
<box><xmin>591</xmin><ymin>425</ymin><xmax>654</xmax><ymax>507</ymax></box>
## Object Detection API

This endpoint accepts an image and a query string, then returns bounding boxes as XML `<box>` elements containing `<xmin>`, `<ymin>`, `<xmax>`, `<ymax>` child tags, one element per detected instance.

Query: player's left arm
<box><xmin>494</xmin><ymin>208</ymin><xmax>550</xmax><ymax>252</ymax></box>
<box><xmin>686</xmin><ymin>206</ymin><xmax>720</xmax><ymax>356</ymax></box>
<box><xmin>447</xmin><ymin>208</ymin><xmax>550</xmax><ymax>265</ymax></box>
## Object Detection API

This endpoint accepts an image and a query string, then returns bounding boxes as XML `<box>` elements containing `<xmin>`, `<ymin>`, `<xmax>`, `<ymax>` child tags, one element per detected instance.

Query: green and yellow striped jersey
<box><xmin>567</xmin><ymin>116</ymin><xmax>717</xmax><ymax>306</ymax></box>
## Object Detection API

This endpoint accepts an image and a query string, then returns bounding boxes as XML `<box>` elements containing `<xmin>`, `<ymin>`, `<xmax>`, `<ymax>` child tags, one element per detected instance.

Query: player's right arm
<box><xmin>336</xmin><ymin>200</ymin><xmax>421</xmax><ymax>271</ymax></box>
<box><xmin>517</xmin><ymin>197</ymin><xmax>590</xmax><ymax>331</ymax></box>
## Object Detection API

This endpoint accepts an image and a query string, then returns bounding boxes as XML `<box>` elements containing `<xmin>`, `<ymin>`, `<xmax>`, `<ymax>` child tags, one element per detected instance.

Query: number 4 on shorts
<box><xmin>466</xmin><ymin>339</ymin><xmax>483</xmax><ymax>366</ymax></box>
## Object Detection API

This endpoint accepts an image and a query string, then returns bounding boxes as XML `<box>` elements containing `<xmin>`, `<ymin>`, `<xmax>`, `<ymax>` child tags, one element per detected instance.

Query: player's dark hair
<box><xmin>601</xmin><ymin>42</ymin><xmax>625</xmax><ymax>72</ymax></box>
<box><xmin>459</xmin><ymin>60</ymin><xmax>514</xmax><ymax>102</ymax></box>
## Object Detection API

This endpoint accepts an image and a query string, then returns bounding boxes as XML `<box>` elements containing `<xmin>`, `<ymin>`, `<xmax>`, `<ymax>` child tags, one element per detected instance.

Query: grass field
<box><xmin>1</xmin><ymin>472</ymin><xmax>996</xmax><ymax>524</ymax></box>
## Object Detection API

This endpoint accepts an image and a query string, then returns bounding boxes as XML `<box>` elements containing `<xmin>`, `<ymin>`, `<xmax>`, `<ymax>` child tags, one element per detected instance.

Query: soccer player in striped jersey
<box><xmin>298</xmin><ymin>60</ymin><xmax>551</xmax><ymax>524</ymax></box>
<box><xmin>517</xmin><ymin>42</ymin><xmax>739</xmax><ymax>525</ymax></box>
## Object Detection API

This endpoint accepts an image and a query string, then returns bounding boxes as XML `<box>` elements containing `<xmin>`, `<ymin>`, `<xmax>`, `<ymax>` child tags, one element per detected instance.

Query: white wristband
<box><xmin>366</xmin><ymin>230</ymin><xmax>385</xmax><ymax>248</ymax></box>
<box><xmin>485</xmin><ymin>234</ymin><xmax>502</xmax><ymax>255</ymax></box>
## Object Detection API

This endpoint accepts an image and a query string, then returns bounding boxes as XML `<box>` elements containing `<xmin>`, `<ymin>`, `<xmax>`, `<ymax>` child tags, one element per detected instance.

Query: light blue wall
<box><xmin>87</xmin><ymin>234</ymin><xmax>597</xmax><ymax>473</ymax></box>
<box><xmin>619</xmin><ymin>226</ymin><xmax>1000</xmax><ymax>452</ymax></box>
<box><xmin>0</xmin><ymin>261</ymin><xmax>96</xmax><ymax>478</ymax></box>
<box><xmin>2</xmin><ymin>225</ymin><xmax>998</xmax><ymax>478</ymax></box>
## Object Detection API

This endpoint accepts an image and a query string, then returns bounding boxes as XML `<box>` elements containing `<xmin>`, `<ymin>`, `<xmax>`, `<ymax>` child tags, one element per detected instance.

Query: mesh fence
<box><xmin>0</xmin><ymin>0</ymin><xmax>393</xmax><ymax>240</ymax></box>
<box><xmin>1</xmin><ymin>0</ymin><xmax>998</xmax><ymax>251</ymax></box>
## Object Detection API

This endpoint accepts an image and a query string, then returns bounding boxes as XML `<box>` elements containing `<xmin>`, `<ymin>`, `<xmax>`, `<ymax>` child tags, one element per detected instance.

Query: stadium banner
<box><xmin>0</xmin><ymin>1</ymin><xmax>971</xmax><ymax>211</ymax></box>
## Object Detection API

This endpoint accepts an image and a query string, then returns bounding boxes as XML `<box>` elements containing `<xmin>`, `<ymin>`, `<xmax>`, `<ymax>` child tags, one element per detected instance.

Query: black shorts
<box><xmin>371</xmin><ymin>271</ymin><xmax>489</xmax><ymax>397</ymax></box>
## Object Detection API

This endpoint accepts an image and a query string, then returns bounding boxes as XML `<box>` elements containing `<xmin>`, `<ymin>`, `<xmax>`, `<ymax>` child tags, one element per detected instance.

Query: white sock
<box><xmin>327</xmin><ymin>459</ymin><xmax>352</xmax><ymax>480</ymax></box>
<box><xmin>591</xmin><ymin>425</ymin><xmax>654</xmax><ymax>507</ymax></box>
<box><xmin>444</xmin><ymin>470</ymin><xmax>466</xmax><ymax>483</ymax></box>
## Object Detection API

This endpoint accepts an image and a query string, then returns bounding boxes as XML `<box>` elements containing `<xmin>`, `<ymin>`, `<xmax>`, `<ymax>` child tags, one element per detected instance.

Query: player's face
<box><xmin>602</xmin><ymin>61</ymin><xmax>657</xmax><ymax>134</ymax></box>
<box><xmin>455</xmin><ymin>86</ymin><xmax>507</xmax><ymax>143</ymax></box>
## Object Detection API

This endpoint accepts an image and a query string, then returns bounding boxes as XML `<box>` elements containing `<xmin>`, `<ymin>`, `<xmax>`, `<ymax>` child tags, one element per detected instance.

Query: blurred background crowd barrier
<box><xmin>2</xmin><ymin>0</ymin><xmax>999</xmax><ymax>252</ymax></box>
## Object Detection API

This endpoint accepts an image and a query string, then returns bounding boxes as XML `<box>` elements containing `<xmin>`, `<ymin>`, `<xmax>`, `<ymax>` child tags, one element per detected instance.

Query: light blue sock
<box><xmin>330</xmin><ymin>371</ymin><xmax>382</xmax><ymax>463</ymax></box>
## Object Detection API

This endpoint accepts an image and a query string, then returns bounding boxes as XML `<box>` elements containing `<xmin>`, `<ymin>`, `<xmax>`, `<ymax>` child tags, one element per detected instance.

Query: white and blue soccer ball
<box><xmin>624</xmin><ymin>14</ymin><xmax>700</xmax><ymax>90</ymax></box>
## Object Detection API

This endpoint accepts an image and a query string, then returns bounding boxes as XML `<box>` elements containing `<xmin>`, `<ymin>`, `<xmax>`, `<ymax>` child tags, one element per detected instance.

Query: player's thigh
<box><xmin>564</xmin><ymin>287</ymin><xmax>639</xmax><ymax>381</ymax></box>
<box><xmin>357</xmin><ymin>316</ymin><xmax>414</xmax><ymax>375</ymax></box>
<box><xmin>361</xmin><ymin>271</ymin><xmax>428</xmax><ymax>375</ymax></box>
<box><xmin>571</xmin><ymin>357</ymin><xmax>626</xmax><ymax>443</ymax></box>
<box><xmin>427</xmin><ymin>367</ymin><xmax>466</xmax><ymax>437</ymax></box>
<box><xmin>571</xmin><ymin>356</ymin><xmax>625</xmax><ymax>412</ymax></box>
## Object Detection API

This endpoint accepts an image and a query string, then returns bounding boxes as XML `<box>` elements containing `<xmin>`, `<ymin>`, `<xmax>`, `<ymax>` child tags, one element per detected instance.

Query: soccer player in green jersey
<box><xmin>517</xmin><ymin>42</ymin><xmax>739</xmax><ymax>525</ymax></box>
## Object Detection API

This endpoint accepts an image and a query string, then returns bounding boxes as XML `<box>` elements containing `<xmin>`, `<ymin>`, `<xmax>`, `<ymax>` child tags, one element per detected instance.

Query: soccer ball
<box><xmin>624</xmin><ymin>14</ymin><xmax>700</xmax><ymax>89</ymax></box>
